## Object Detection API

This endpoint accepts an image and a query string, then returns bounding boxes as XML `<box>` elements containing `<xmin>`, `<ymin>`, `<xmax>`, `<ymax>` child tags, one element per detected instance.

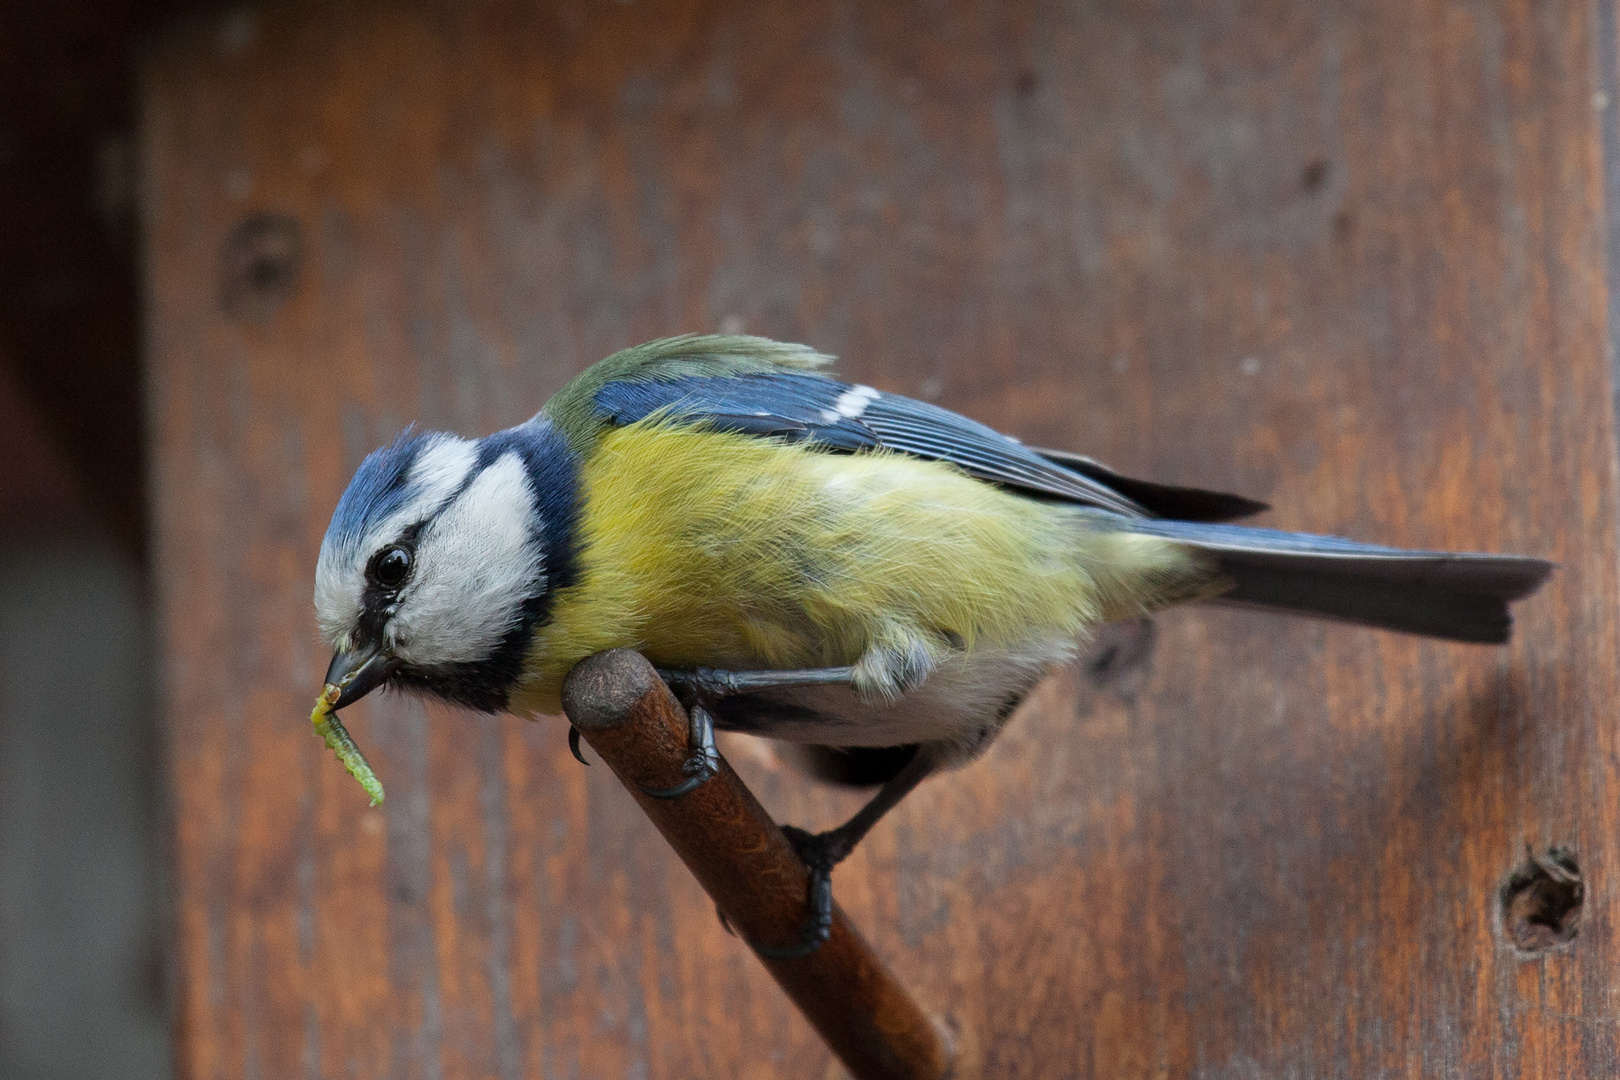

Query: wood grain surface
<box><xmin>141</xmin><ymin>1</ymin><xmax>1620</xmax><ymax>1076</ymax></box>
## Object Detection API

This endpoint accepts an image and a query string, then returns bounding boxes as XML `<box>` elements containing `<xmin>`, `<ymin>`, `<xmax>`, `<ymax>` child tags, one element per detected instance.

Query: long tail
<box><xmin>1126</xmin><ymin>519</ymin><xmax>1554</xmax><ymax>644</ymax></box>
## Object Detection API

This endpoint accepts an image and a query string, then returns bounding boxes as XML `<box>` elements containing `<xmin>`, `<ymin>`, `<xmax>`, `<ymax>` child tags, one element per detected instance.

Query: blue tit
<box><xmin>311</xmin><ymin>334</ymin><xmax>1551</xmax><ymax>955</ymax></box>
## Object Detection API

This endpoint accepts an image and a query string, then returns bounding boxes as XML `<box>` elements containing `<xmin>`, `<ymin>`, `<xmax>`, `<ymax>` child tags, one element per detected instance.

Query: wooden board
<box><xmin>142</xmin><ymin>1</ymin><xmax>1620</xmax><ymax>1075</ymax></box>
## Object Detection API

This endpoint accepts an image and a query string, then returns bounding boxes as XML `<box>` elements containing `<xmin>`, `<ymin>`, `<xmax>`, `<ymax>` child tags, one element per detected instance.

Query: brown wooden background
<box><xmin>142</xmin><ymin>1</ymin><xmax>1620</xmax><ymax>1076</ymax></box>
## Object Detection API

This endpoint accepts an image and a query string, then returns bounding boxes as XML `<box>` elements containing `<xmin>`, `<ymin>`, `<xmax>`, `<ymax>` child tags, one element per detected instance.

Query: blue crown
<box><xmin>324</xmin><ymin>426</ymin><xmax>438</xmax><ymax>551</ymax></box>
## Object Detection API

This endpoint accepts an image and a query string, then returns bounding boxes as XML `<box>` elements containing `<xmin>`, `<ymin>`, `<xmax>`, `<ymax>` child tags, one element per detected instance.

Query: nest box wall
<box><xmin>141</xmin><ymin>2</ymin><xmax>1620</xmax><ymax>1076</ymax></box>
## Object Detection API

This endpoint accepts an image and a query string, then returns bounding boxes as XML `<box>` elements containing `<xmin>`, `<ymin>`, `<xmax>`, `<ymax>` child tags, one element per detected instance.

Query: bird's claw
<box><xmin>640</xmin><ymin>703</ymin><xmax>720</xmax><ymax>799</ymax></box>
<box><xmin>745</xmin><ymin>824</ymin><xmax>838</xmax><ymax>959</ymax></box>
<box><xmin>710</xmin><ymin>826</ymin><xmax>837</xmax><ymax>959</ymax></box>
<box><xmin>567</xmin><ymin>725</ymin><xmax>590</xmax><ymax>766</ymax></box>
<box><xmin>638</xmin><ymin>769</ymin><xmax>710</xmax><ymax>800</ymax></box>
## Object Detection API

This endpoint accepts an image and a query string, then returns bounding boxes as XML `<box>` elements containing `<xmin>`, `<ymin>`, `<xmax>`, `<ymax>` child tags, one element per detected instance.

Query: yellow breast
<box><xmin>508</xmin><ymin>421</ymin><xmax>1204</xmax><ymax>716</ymax></box>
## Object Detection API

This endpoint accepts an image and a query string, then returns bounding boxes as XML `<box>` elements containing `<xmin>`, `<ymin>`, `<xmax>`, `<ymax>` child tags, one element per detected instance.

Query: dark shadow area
<box><xmin>0</xmin><ymin>3</ymin><xmax>194</xmax><ymax>1077</ymax></box>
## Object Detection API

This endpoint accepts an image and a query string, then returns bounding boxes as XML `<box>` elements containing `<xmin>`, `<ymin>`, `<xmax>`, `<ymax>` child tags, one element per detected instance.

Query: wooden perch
<box><xmin>562</xmin><ymin>649</ymin><xmax>954</xmax><ymax>1080</ymax></box>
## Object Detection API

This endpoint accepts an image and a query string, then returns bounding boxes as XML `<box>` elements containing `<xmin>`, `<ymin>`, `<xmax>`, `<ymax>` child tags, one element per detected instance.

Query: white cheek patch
<box><xmin>313</xmin><ymin>433</ymin><xmax>477</xmax><ymax>646</ymax></box>
<box><xmin>391</xmin><ymin>452</ymin><xmax>543</xmax><ymax>666</ymax></box>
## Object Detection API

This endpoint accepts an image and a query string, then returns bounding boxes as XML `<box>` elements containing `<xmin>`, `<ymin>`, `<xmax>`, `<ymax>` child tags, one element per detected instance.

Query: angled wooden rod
<box><xmin>562</xmin><ymin>649</ymin><xmax>954</xmax><ymax>1080</ymax></box>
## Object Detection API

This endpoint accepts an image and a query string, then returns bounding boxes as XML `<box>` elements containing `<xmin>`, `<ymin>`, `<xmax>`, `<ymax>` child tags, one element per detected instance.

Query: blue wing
<box><xmin>592</xmin><ymin>371</ymin><xmax>1155</xmax><ymax>515</ymax></box>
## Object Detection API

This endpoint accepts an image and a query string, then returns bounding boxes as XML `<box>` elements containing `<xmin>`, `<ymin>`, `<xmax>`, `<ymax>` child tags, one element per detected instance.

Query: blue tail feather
<box><xmin>1126</xmin><ymin>519</ymin><xmax>1553</xmax><ymax>644</ymax></box>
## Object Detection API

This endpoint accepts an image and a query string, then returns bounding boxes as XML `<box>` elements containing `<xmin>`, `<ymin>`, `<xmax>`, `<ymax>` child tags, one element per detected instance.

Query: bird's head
<box><xmin>314</xmin><ymin>420</ymin><xmax>580</xmax><ymax>714</ymax></box>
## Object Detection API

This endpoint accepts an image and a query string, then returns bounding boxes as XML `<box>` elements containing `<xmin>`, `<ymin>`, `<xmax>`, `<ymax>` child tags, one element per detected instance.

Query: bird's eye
<box><xmin>371</xmin><ymin>545</ymin><xmax>413</xmax><ymax>589</ymax></box>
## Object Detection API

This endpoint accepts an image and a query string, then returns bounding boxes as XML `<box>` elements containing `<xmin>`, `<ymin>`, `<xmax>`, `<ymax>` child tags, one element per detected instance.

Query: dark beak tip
<box><xmin>324</xmin><ymin>646</ymin><xmax>397</xmax><ymax>709</ymax></box>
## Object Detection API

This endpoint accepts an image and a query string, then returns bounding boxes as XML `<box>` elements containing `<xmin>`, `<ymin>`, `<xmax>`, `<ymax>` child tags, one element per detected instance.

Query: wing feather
<box><xmin>593</xmin><ymin>371</ymin><xmax>1149</xmax><ymax>514</ymax></box>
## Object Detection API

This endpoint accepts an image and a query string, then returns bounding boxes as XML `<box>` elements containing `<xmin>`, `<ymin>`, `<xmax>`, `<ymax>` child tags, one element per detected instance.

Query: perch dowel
<box><xmin>562</xmin><ymin>649</ymin><xmax>954</xmax><ymax>1080</ymax></box>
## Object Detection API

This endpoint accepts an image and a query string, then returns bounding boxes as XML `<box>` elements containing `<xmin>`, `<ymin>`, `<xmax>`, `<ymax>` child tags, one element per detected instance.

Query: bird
<box><xmin>311</xmin><ymin>333</ymin><xmax>1552</xmax><ymax>956</ymax></box>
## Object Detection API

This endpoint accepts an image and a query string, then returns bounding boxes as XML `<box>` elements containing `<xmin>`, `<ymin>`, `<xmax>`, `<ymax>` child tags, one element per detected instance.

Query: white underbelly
<box><xmin>711</xmin><ymin>635</ymin><xmax>1078</xmax><ymax>755</ymax></box>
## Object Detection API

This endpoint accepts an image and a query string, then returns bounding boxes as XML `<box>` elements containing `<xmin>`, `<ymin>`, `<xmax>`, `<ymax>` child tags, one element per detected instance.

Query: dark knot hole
<box><xmin>1500</xmin><ymin>846</ymin><xmax>1583</xmax><ymax>954</ymax></box>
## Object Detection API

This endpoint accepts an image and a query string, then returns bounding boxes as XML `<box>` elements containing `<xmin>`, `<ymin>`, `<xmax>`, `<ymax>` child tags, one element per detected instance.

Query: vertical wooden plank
<box><xmin>142</xmin><ymin>1</ymin><xmax>1619</xmax><ymax>1076</ymax></box>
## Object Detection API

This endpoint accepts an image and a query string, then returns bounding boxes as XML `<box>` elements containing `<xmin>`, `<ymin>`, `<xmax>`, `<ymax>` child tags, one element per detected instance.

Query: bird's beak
<box><xmin>324</xmin><ymin>644</ymin><xmax>399</xmax><ymax>709</ymax></box>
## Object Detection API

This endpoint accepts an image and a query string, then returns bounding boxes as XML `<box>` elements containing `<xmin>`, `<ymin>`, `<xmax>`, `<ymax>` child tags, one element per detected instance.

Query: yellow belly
<box><xmin>508</xmin><ymin>421</ymin><xmax>1206</xmax><ymax>716</ymax></box>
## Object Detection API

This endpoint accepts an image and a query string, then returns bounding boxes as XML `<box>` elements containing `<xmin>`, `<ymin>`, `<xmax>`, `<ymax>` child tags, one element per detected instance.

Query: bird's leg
<box><xmin>656</xmin><ymin>665</ymin><xmax>857</xmax><ymax>698</ymax></box>
<box><xmin>635</xmin><ymin>666</ymin><xmax>858</xmax><ymax>800</ymax></box>
<box><xmin>755</xmin><ymin>746</ymin><xmax>938</xmax><ymax>959</ymax></box>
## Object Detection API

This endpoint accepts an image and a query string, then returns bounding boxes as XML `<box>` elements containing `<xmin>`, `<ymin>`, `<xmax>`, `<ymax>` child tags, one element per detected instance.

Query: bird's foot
<box><xmin>640</xmin><ymin>664</ymin><xmax>857</xmax><ymax>800</ymax></box>
<box><xmin>639</xmin><ymin>701</ymin><xmax>720</xmax><ymax>799</ymax></box>
<box><xmin>740</xmin><ymin>823</ymin><xmax>854</xmax><ymax>959</ymax></box>
<box><xmin>639</xmin><ymin>665</ymin><xmax>856</xmax><ymax>799</ymax></box>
